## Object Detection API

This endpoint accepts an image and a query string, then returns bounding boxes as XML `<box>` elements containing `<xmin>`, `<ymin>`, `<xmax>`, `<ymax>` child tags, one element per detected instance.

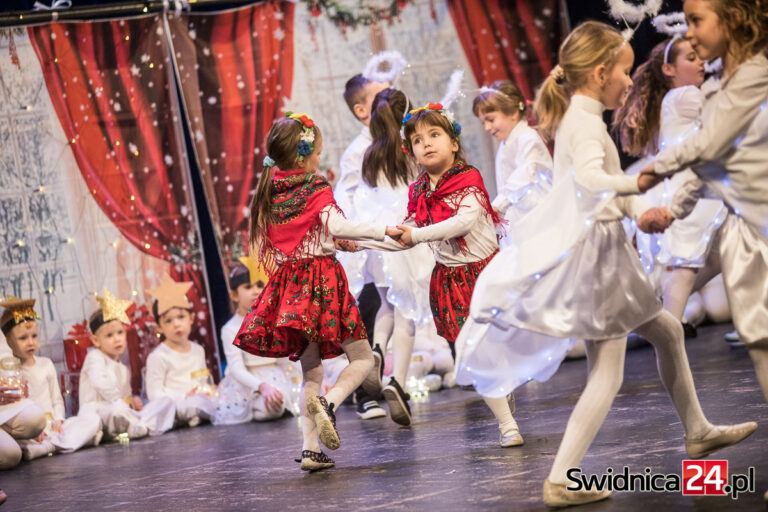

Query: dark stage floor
<box><xmin>2</xmin><ymin>323</ymin><xmax>766</xmax><ymax>511</ymax></box>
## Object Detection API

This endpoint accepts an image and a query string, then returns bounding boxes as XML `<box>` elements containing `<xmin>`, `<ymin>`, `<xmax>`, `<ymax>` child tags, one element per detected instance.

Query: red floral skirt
<box><xmin>429</xmin><ymin>251</ymin><xmax>497</xmax><ymax>344</ymax></box>
<box><xmin>234</xmin><ymin>256</ymin><xmax>367</xmax><ymax>361</ymax></box>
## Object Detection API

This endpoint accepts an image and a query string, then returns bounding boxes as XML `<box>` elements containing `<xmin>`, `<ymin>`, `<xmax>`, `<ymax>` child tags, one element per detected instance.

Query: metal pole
<box><xmin>0</xmin><ymin>0</ymin><xmax>263</xmax><ymax>27</ymax></box>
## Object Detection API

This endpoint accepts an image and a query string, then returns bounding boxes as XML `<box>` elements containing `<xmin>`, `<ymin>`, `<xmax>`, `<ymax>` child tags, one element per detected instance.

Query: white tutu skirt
<box><xmin>342</xmin><ymin>181</ymin><xmax>434</xmax><ymax>323</ymax></box>
<box><xmin>456</xmin><ymin>176</ymin><xmax>662</xmax><ymax>397</ymax></box>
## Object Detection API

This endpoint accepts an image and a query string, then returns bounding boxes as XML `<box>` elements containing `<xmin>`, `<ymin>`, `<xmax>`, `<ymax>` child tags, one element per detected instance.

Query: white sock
<box><xmin>483</xmin><ymin>395</ymin><xmax>518</xmax><ymax>434</ymax></box>
<box><xmin>373</xmin><ymin>287</ymin><xmax>394</xmax><ymax>353</ymax></box>
<box><xmin>300</xmin><ymin>347</ymin><xmax>323</xmax><ymax>452</ymax></box>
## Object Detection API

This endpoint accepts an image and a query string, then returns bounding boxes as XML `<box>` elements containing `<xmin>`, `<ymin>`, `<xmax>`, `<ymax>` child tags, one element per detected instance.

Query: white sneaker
<box><xmin>500</xmin><ymin>428</ymin><xmax>524</xmax><ymax>447</ymax></box>
<box><xmin>187</xmin><ymin>415</ymin><xmax>201</xmax><ymax>428</ymax></box>
<box><xmin>93</xmin><ymin>429</ymin><xmax>104</xmax><ymax>447</ymax></box>
<box><xmin>442</xmin><ymin>371</ymin><xmax>456</xmax><ymax>389</ymax></box>
<box><xmin>423</xmin><ymin>374</ymin><xmax>442</xmax><ymax>392</ymax></box>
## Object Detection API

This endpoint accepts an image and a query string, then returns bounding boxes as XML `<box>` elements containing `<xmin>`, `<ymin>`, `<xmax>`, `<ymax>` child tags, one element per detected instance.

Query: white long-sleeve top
<box><xmin>22</xmin><ymin>356</ymin><xmax>65</xmax><ymax>421</ymax></box>
<box><xmin>222</xmin><ymin>313</ymin><xmax>285</xmax><ymax>391</ymax></box>
<box><xmin>661</xmin><ymin>54</ymin><xmax>768</xmax><ymax>231</ymax></box>
<box><xmin>555</xmin><ymin>94</ymin><xmax>648</xmax><ymax>221</ymax></box>
<box><xmin>492</xmin><ymin>121</ymin><xmax>553</xmax><ymax>213</ymax></box>
<box><xmin>145</xmin><ymin>342</ymin><xmax>208</xmax><ymax>402</ymax></box>
<box><xmin>335</xmin><ymin>127</ymin><xmax>372</xmax><ymax>214</ymax></box>
<box><xmin>362</xmin><ymin>188</ymin><xmax>499</xmax><ymax>266</ymax></box>
<box><xmin>79</xmin><ymin>348</ymin><xmax>131</xmax><ymax>406</ymax></box>
<box><xmin>274</xmin><ymin>204</ymin><xmax>387</xmax><ymax>263</ymax></box>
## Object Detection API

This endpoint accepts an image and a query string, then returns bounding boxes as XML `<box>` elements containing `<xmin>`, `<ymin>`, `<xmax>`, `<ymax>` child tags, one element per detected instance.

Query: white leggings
<box><xmin>548</xmin><ymin>310</ymin><xmax>714</xmax><ymax>484</ymax></box>
<box><xmin>374</xmin><ymin>286</ymin><xmax>416</xmax><ymax>385</ymax></box>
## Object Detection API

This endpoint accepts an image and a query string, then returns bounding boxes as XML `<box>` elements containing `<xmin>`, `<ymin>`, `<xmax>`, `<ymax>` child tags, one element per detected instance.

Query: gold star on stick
<box><xmin>96</xmin><ymin>288</ymin><xmax>133</xmax><ymax>324</ymax></box>
<box><xmin>147</xmin><ymin>273</ymin><xmax>193</xmax><ymax>315</ymax></box>
<box><xmin>238</xmin><ymin>256</ymin><xmax>268</xmax><ymax>284</ymax></box>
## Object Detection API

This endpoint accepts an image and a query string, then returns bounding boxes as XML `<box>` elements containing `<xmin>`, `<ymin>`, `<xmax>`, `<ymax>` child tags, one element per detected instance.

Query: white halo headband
<box><xmin>363</xmin><ymin>50</ymin><xmax>408</xmax><ymax>84</ymax></box>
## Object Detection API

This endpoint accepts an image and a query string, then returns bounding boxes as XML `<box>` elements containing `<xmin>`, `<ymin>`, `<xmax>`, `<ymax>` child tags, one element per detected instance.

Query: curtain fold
<box><xmin>167</xmin><ymin>1</ymin><xmax>295</xmax><ymax>264</ymax></box>
<box><xmin>447</xmin><ymin>0</ymin><xmax>563</xmax><ymax>101</ymax></box>
<box><xmin>29</xmin><ymin>15</ymin><xmax>220</xmax><ymax>380</ymax></box>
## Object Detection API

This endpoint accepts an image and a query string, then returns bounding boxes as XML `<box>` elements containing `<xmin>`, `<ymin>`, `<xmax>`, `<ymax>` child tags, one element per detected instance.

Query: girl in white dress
<box><xmin>353</xmin><ymin>88</ymin><xmax>435</xmax><ymax>426</ymax></box>
<box><xmin>455</xmin><ymin>21</ymin><xmax>757</xmax><ymax>508</ymax></box>
<box><xmin>640</xmin><ymin>0</ymin><xmax>768</xmax><ymax>406</ymax></box>
<box><xmin>472</xmin><ymin>80</ymin><xmax>553</xmax><ymax>247</ymax></box>
<box><xmin>614</xmin><ymin>37</ymin><xmax>728</xmax><ymax>330</ymax></box>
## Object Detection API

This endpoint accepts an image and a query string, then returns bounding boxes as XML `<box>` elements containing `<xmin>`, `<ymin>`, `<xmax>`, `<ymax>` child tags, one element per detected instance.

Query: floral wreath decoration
<box><xmin>400</xmin><ymin>103</ymin><xmax>461</xmax><ymax>154</ymax></box>
<box><xmin>285</xmin><ymin>111</ymin><xmax>316</xmax><ymax>161</ymax></box>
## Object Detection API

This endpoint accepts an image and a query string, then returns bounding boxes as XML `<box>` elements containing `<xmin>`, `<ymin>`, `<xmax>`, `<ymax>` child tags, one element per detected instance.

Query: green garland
<box><xmin>306</xmin><ymin>0</ymin><xmax>411</xmax><ymax>31</ymax></box>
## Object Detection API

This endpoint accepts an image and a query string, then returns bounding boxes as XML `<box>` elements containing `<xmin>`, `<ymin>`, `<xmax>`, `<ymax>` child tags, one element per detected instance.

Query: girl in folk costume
<box><xmin>454</xmin><ymin>21</ymin><xmax>757</xmax><ymax>507</ymax></box>
<box><xmin>639</xmin><ymin>0</ymin><xmax>768</xmax><ymax>416</ymax></box>
<box><xmin>352</xmin><ymin>87</ymin><xmax>435</xmax><ymax>426</ymax></box>
<box><xmin>614</xmin><ymin>36</ymin><xmax>728</xmax><ymax>333</ymax></box>
<box><xmin>472</xmin><ymin>80</ymin><xmax>553</xmax><ymax>247</ymax></box>
<box><xmin>235</xmin><ymin>113</ymin><xmax>402</xmax><ymax>471</ymax></box>
<box><xmin>363</xmin><ymin>103</ymin><xmax>523</xmax><ymax>448</ymax></box>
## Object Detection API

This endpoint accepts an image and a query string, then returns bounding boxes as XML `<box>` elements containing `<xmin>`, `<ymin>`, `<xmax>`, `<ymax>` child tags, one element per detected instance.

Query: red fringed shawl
<box><xmin>261</xmin><ymin>170</ymin><xmax>338</xmax><ymax>269</ymax></box>
<box><xmin>405</xmin><ymin>161</ymin><xmax>503</xmax><ymax>252</ymax></box>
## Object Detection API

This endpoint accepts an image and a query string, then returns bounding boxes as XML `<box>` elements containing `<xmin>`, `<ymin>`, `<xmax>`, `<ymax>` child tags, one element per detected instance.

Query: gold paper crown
<box><xmin>0</xmin><ymin>296</ymin><xmax>40</xmax><ymax>335</ymax></box>
<box><xmin>96</xmin><ymin>288</ymin><xmax>133</xmax><ymax>325</ymax></box>
<box><xmin>238</xmin><ymin>256</ymin><xmax>268</xmax><ymax>285</ymax></box>
<box><xmin>147</xmin><ymin>273</ymin><xmax>193</xmax><ymax>316</ymax></box>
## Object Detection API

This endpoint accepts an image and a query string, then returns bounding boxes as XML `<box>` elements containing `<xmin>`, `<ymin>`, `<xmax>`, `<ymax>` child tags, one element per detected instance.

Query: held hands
<box><xmin>131</xmin><ymin>395</ymin><xmax>144</xmax><ymax>411</ymax></box>
<box><xmin>385</xmin><ymin>226</ymin><xmax>404</xmax><ymax>241</ymax></box>
<box><xmin>637</xmin><ymin>164</ymin><xmax>664</xmax><ymax>193</ymax></box>
<box><xmin>334</xmin><ymin>239</ymin><xmax>359</xmax><ymax>252</ymax></box>
<box><xmin>638</xmin><ymin>206</ymin><xmax>674</xmax><ymax>233</ymax></box>
<box><xmin>51</xmin><ymin>419</ymin><xmax>64</xmax><ymax>434</ymax></box>
<box><xmin>258</xmin><ymin>382</ymin><xmax>284</xmax><ymax>413</ymax></box>
<box><xmin>395</xmin><ymin>225</ymin><xmax>414</xmax><ymax>247</ymax></box>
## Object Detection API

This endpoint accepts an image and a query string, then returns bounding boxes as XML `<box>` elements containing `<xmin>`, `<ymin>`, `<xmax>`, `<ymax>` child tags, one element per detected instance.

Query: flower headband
<box><xmin>400</xmin><ymin>103</ymin><xmax>462</xmax><ymax>153</ymax></box>
<box><xmin>287</xmin><ymin>111</ymin><xmax>316</xmax><ymax>162</ymax></box>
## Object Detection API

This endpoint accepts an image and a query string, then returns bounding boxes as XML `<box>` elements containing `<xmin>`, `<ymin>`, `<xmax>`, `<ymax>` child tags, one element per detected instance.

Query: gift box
<box><xmin>63</xmin><ymin>320</ymin><xmax>92</xmax><ymax>373</ymax></box>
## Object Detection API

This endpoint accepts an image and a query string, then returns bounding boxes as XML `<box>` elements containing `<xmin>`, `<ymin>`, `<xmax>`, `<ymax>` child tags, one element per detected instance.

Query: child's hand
<box><xmin>258</xmin><ymin>382</ymin><xmax>284</xmax><ymax>413</ymax></box>
<box><xmin>638</xmin><ymin>207</ymin><xmax>674</xmax><ymax>233</ymax></box>
<box><xmin>186</xmin><ymin>386</ymin><xmax>199</xmax><ymax>398</ymax></box>
<box><xmin>35</xmin><ymin>431</ymin><xmax>47</xmax><ymax>443</ymax></box>
<box><xmin>385</xmin><ymin>226</ymin><xmax>403</xmax><ymax>240</ymax></box>
<box><xmin>637</xmin><ymin>166</ymin><xmax>664</xmax><ymax>193</ymax></box>
<box><xmin>396</xmin><ymin>225</ymin><xmax>414</xmax><ymax>247</ymax></box>
<box><xmin>334</xmin><ymin>239</ymin><xmax>359</xmax><ymax>252</ymax></box>
<box><xmin>131</xmin><ymin>396</ymin><xmax>144</xmax><ymax>411</ymax></box>
<box><xmin>51</xmin><ymin>420</ymin><xmax>64</xmax><ymax>434</ymax></box>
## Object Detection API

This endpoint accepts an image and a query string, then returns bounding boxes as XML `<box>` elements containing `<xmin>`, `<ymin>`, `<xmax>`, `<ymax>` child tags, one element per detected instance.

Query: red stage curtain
<box><xmin>447</xmin><ymin>0</ymin><xmax>564</xmax><ymax>101</ymax></box>
<box><xmin>168</xmin><ymin>1</ymin><xmax>295</xmax><ymax>264</ymax></box>
<box><xmin>29</xmin><ymin>16</ymin><xmax>220</xmax><ymax>380</ymax></box>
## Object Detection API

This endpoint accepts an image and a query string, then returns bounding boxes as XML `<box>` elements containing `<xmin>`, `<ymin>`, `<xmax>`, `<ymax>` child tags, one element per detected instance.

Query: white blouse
<box><xmin>554</xmin><ymin>94</ymin><xmax>648</xmax><ymax>221</ymax></box>
<box><xmin>79</xmin><ymin>348</ymin><xmax>132</xmax><ymax>406</ymax></box>
<box><xmin>662</xmin><ymin>54</ymin><xmax>768</xmax><ymax>231</ymax></box>
<box><xmin>492</xmin><ymin>121</ymin><xmax>553</xmax><ymax>214</ymax></box>
<box><xmin>22</xmin><ymin>356</ymin><xmax>65</xmax><ymax>421</ymax></box>
<box><xmin>145</xmin><ymin>342</ymin><xmax>208</xmax><ymax>402</ymax></box>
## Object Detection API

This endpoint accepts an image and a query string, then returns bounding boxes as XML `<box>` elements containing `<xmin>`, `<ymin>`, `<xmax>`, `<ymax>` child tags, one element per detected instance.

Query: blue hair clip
<box><xmin>263</xmin><ymin>155</ymin><xmax>276</xmax><ymax>168</ymax></box>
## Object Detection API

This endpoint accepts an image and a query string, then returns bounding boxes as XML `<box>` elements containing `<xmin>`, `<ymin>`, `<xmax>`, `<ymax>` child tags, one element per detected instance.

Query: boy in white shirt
<box><xmin>1</xmin><ymin>297</ymin><xmax>101</xmax><ymax>460</ymax></box>
<box><xmin>80</xmin><ymin>289</ymin><xmax>175</xmax><ymax>439</ymax></box>
<box><xmin>1</xmin><ymin>300</ymin><xmax>46</xmax><ymax>470</ymax></box>
<box><xmin>214</xmin><ymin>258</ymin><xmax>300</xmax><ymax>425</ymax></box>
<box><xmin>145</xmin><ymin>273</ymin><xmax>217</xmax><ymax>428</ymax></box>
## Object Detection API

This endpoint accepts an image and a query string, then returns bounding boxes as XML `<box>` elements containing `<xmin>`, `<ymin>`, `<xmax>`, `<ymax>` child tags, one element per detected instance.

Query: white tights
<box><xmin>548</xmin><ymin>310</ymin><xmax>714</xmax><ymax>484</ymax></box>
<box><xmin>299</xmin><ymin>338</ymin><xmax>373</xmax><ymax>452</ymax></box>
<box><xmin>374</xmin><ymin>287</ymin><xmax>416</xmax><ymax>385</ymax></box>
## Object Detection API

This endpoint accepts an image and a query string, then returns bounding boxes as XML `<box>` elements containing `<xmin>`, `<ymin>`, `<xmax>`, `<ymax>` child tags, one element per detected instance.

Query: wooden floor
<box><xmin>2</xmin><ymin>323</ymin><xmax>766</xmax><ymax>511</ymax></box>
